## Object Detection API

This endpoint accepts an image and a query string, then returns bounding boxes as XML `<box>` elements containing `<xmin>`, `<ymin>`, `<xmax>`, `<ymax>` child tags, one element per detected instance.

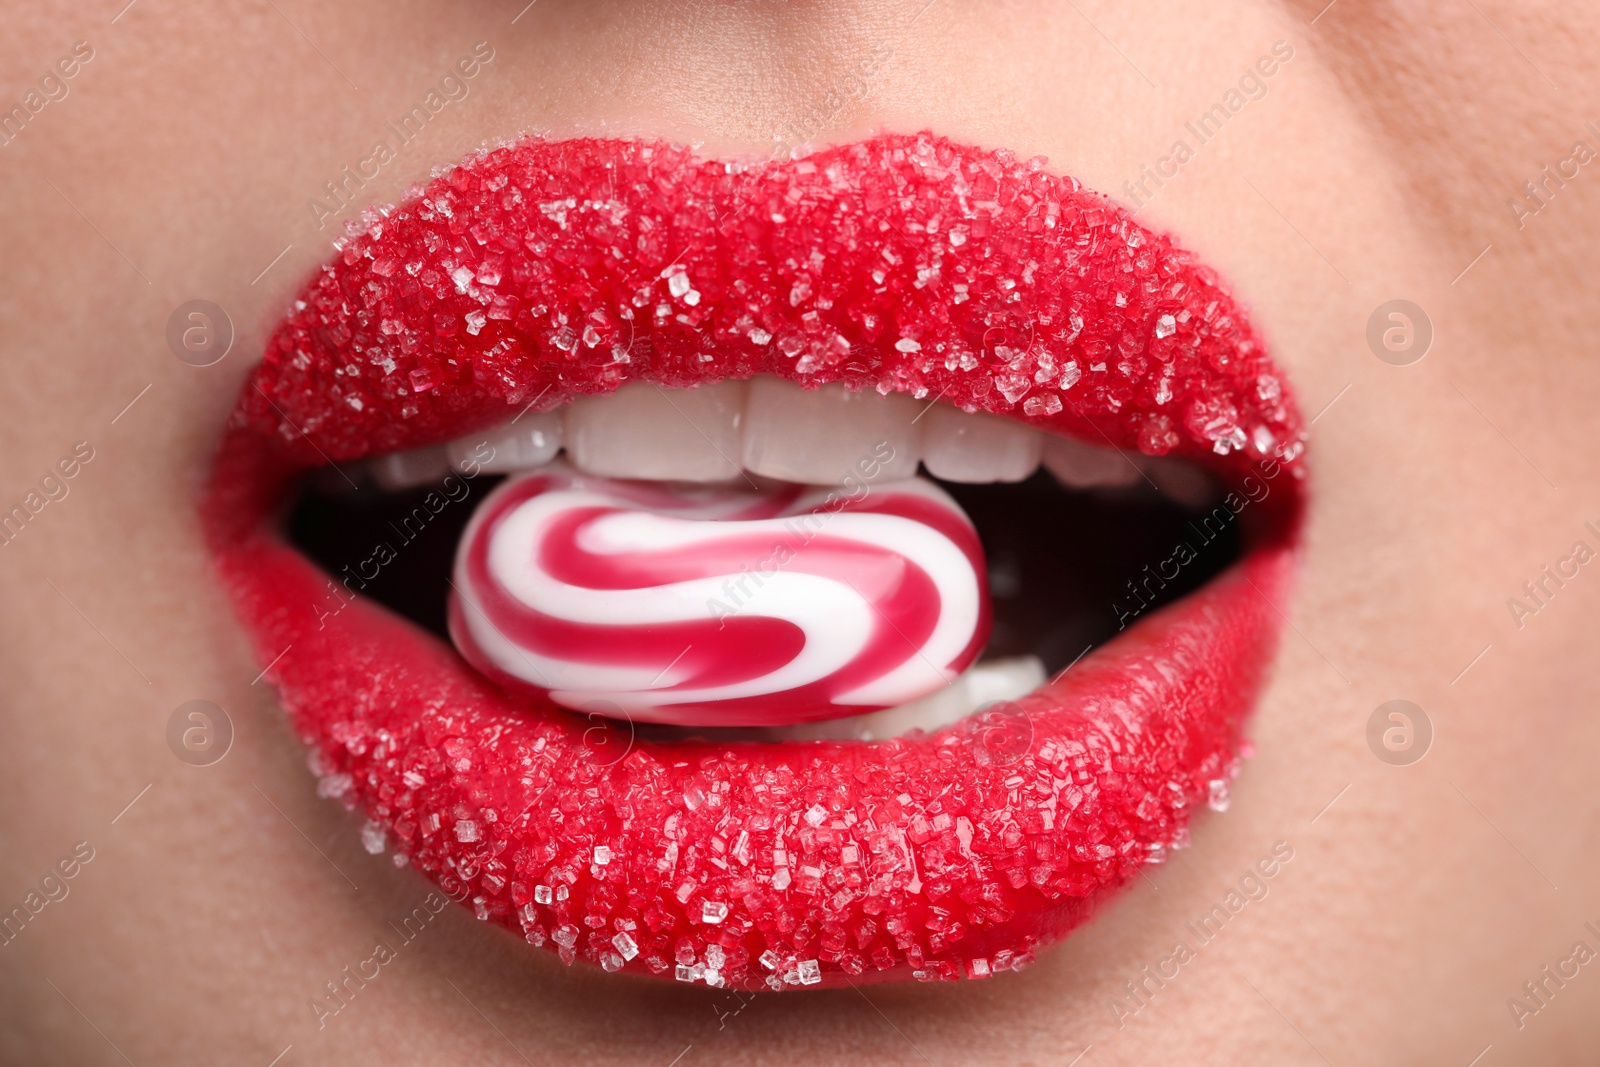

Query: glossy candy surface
<box><xmin>450</xmin><ymin>464</ymin><xmax>990</xmax><ymax>726</ymax></box>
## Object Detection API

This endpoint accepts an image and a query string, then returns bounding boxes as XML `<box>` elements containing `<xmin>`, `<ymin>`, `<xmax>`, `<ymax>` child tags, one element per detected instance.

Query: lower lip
<box><xmin>204</xmin><ymin>132</ymin><xmax>1306</xmax><ymax>988</ymax></box>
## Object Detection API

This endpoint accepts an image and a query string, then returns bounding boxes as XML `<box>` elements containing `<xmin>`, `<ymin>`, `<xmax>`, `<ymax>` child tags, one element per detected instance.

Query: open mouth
<box><xmin>203</xmin><ymin>132</ymin><xmax>1305</xmax><ymax>990</ymax></box>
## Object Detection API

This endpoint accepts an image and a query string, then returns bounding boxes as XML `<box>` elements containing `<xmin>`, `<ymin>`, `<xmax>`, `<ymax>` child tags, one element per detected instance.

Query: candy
<box><xmin>449</xmin><ymin>464</ymin><xmax>990</xmax><ymax>726</ymax></box>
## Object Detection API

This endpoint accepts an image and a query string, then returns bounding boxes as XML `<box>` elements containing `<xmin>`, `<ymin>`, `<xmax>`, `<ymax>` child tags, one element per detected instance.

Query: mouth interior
<box><xmin>285</xmin><ymin>377</ymin><xmax>1240</xmax><ymax>741</ymax></box>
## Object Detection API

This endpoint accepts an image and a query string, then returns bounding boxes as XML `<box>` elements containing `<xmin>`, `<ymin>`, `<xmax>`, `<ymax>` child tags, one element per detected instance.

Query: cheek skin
<box><xmin>3</xmin><ymin>0</ymin><xmax>1600</xmax><ymax>1061</ymax></box>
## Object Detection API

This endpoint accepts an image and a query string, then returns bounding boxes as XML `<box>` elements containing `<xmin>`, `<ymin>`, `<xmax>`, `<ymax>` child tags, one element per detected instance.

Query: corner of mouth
<box><xmin>202</xmin><ymin>129</ymin><xmax>1307</xmax><ymax>991</ymax></box>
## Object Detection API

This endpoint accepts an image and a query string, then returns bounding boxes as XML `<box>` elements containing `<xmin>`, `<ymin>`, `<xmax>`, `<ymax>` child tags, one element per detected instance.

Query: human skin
<box><xmin>2</xmin><ymin>0</ymin><xmax>1598</xmax><ymax>1063</ymax></box>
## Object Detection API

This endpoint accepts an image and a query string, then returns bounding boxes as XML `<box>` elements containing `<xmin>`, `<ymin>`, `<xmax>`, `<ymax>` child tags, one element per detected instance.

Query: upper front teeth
<box><xmin>371</xmin><ymin>376</ymin><xmax>1210</xmax><ymax>500</ymax></box>
<box><xmin>740</xmin><ymin>379</ymin><xmax>922</xmax><ymax>483</ymax></box>
<box><xmin>459</xmin><ymin>410</ymin><xmax>564</xmax><ymax>473</ymax></box>
<box><xmin>566</xmin><ymin>381</ymin><xmax>743</xmax><ymax>481</ymax></box>
<box><xmin>919</xmin><ymin>403</ymin><xmax>1042</xmax><ymax>483</ymax></box>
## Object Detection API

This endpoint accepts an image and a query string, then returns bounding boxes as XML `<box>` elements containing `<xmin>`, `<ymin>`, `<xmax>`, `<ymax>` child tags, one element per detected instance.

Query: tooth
<box><xmin>447</xmin><ymin>411</ymin><xmax>564</xmax><ymax>473</ymax></box>
<box><xmin>1041</xmin><ymin>435</ymin><xmax>1140</xmax><ymax>489</ymax></box>
<box><xmin>372</xmin><ymin>445</ymin><xmax>450</xmax><ymax>489</ymax></box>
<box><xmin>920</xmin><ymin>405</ymin><xmax>1042</xmax><ymax>483</ymax></box>
<box><xmin>958</xmin><ymin>656</ymin><xmax>1050</xmax><ymax>708</ymax></box>
<box><xmin>1136</xmin><ymin>456</ymin><xmax>1219</xmax><ymax>509</ymax></box>
<box><xmin>778</xmin><ymin>656</ymin><xmax>1047</xmax><ymax>741</ymax></box>
<box><xmin>742</xmin><ymin>379</ymin><xmax>920</xmax><ymax>484</ymax></box>
<box><xmin>566</xmin><ymin>380</ymin><xmax>745</xmax><ymax>481</ymax></box>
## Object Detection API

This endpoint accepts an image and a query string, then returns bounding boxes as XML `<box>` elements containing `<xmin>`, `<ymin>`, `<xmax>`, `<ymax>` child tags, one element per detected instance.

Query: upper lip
<box><xmin>204</xmin><ymin>131</ymin><xmax>1306</xmax><ymax>989</ymax></box>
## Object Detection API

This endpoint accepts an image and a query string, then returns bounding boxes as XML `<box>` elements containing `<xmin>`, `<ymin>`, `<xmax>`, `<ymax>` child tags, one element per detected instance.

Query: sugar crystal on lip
<box><xmin>227</xmin><ymin>131</ymin><xmax>1308</xmax><ymax>993</ymax></box>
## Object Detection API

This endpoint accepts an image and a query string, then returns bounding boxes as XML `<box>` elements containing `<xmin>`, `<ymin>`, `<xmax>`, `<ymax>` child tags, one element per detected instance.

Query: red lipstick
<box><xmin>205</xmin><ymin>133</ymin><xmax>1305</xmax><ymax>988</ymax></box>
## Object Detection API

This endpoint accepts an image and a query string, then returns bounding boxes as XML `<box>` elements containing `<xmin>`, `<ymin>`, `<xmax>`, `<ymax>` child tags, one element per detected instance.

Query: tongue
<box><xmin>448</xmin><ymin>463</ymin><xmax>990</xmax><ymax>727</ymax></box>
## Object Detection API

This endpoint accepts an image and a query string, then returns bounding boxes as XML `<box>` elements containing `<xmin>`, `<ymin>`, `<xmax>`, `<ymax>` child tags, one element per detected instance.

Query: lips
<box><xmin>203</xmin><ymin>132</ymin><xmax>1305</xmax><ymax>988</ymax></box>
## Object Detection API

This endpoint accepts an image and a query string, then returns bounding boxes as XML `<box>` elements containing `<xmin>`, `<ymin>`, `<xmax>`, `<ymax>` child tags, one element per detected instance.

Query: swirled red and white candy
<box><xmin>448</xmin><ymin>464</ymin><xmax>990</xmax><ymax>727</ymax></box>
